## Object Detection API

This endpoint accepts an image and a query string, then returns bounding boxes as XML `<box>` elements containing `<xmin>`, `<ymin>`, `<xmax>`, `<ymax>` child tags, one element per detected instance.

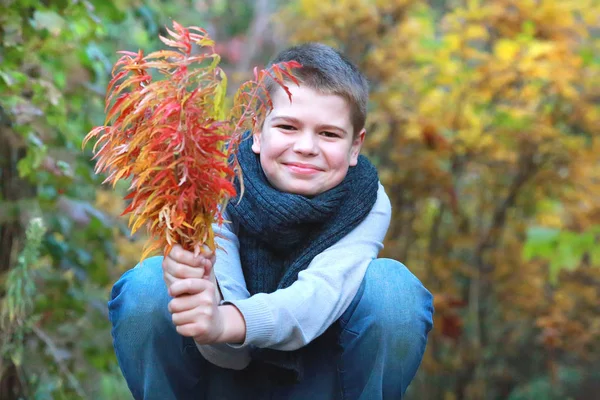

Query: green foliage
<box><xmin>1</xmin><ymin>218</ymin><xmax>46</xmax><ymax>368</ymax></box>
<box><xmin>0</xmin><ymin>0</ymin><xmax>221</xmax><ymax>397</ymax></box>
<box><xmin>1</xmin><ymin>0</ymin><xmax>273</xmax><ymax>396</ymax></box>
<box><xmin>524</xmin><ymin>225</ymin><xmax>600</xmax><ymax>283</ymax></box>
<box><xmin>507</xmin><ymin>366</ymin><xmax>586</xmax><ymax>400</ymax></box>
<box><xmin>2</xmin><ymin>218</ymin><xmax>44</xmax><ymax>319</ymax></box>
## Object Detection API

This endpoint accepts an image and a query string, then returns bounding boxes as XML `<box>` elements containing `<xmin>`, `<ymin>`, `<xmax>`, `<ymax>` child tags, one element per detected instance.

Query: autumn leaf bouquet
<box><xmin>83</xmin><ymin>22</ymin><xmax>299</xmax><ymax>260</ymax></box>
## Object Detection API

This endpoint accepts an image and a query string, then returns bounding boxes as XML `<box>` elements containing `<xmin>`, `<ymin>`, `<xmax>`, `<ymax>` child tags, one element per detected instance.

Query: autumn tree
<box><xmin>0</xmin><ymin>1</ymin><xmax>292</xmax><ymax>397</ymax></box>
<box><xmin>279</xmin><ymin>0</ymin><xmax>600</xmax><ymax>398</ymax></box>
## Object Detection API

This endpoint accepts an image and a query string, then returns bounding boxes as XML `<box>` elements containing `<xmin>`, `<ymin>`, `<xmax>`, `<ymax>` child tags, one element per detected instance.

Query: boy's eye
<box><xmin>321</xmin><ymin>131</ymin><xmax>340</xmax><ymax>138</ymax></box>
<box><xmin>277</xmin><ymin>125</ymin><xmax>296</xmax><ymax>131</ymax></box>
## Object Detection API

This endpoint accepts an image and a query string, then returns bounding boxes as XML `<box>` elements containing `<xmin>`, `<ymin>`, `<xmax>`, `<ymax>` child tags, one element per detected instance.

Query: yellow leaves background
<box><xmin>282</xmin><ymin>0</ymin><xmax>600</xmax><ymax>397</ymax></box>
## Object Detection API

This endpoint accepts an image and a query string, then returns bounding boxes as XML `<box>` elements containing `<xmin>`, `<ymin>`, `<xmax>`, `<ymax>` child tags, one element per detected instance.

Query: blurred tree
<box><xmin>1</xmin><ymin>0</ymin><xmax>157</xmax><ymax>397</ymax></box>
<box><xmin>0</xmin><ymin>0</ymin><xmax>276</xmax><ymax>397</ymax></box>
<box><xmin>279</xmin><ymin>0</ymin><xmax>600</xmax><ymax>398</ymax></box>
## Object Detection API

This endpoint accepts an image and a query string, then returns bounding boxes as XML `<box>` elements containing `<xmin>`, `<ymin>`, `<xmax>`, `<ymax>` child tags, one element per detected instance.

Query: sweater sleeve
<box><xmin>226</xmin><ymin>182</ymin><xmax>392</xmax><ymax>351</ymax></box>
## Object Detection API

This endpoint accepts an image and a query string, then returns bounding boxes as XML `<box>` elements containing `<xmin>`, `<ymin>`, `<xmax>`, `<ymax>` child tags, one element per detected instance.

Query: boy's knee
<box><xmin>367</xmin><ymin>258</ymin><xmax>433</xmax><ymax>305</ymax></box>
<box><xmin>350</xmin><ymin>258</ymin><xmax>434</xmax><ymax>346</ymax></box>
<box><xmin>109</xmin><ymin>256</ymin><xmax>171</xmax><ymax>333</ymax></box>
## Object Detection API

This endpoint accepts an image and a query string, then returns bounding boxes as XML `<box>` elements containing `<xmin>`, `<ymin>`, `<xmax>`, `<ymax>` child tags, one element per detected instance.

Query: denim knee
<box><xmin>341</xmin><ymin>258</ymin><xmax>434</xmax><ymax>353</ymax></box>
<box><xmin>108</xmin><ymin>256</ymin><xmax>172</xmax><ymax>338</ymax></box>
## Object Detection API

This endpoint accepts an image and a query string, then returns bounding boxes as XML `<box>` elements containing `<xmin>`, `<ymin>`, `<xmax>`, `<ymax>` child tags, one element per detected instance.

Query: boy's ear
<box><xmin>349</xmin><ymin>128</ymin><xmax>366</xmax><ymax>166</ymax></box>
<box><xmin>251</xmin><ymin>132</ymin><xmax>261</xmax><ymax>154</ymax></box>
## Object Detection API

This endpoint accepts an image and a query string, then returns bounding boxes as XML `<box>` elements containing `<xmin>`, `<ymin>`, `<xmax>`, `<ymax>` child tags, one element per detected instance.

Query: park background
<box><xmin>1</xmin><ymin>0</ymin><xmax>599</xmax><ymax>398</ymax></box>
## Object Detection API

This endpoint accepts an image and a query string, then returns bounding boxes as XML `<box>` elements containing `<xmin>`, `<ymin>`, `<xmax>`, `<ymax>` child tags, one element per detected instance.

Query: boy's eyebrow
<box><xmin>271</xmin><ymin>116</ymin><xmax>348</xmax><ymax>136</ymax></box>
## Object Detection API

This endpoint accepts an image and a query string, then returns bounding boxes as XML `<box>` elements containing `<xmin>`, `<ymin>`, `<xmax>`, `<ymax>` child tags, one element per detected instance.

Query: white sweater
<box><xmin>196</xmin><ymin>183</ymin><xmax>391</xmax><ymax>370</ymax></box>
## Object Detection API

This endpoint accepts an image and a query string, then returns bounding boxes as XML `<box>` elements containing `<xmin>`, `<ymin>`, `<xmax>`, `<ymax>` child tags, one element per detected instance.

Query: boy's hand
<box><xmin>162</xmin><ymin>244</ymin><xmax>216</xmax><ymax>288</ymax></box>
<box><xmin>168</xmin><ymin>278</ymin><xmax>224</xmax><ymax>344</ymax></box>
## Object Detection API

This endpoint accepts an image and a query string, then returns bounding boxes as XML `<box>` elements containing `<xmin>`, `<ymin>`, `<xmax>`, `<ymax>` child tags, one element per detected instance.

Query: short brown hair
<box><xmin>265</xmin><ymin>43</ymin><xmax>369</xmax><ymax>137</ymax></box>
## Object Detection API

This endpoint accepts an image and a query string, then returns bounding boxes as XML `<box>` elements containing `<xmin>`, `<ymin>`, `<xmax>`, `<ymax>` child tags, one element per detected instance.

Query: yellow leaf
<box><xmin>494</xmin><ymin>40</ymin><xmax>520</xmax><ymax>62</ymax></box>
<box><xmin>214</xmin><ymin>69</ymin><xmax>228</xmax><ymax>120</ymax></box>
<box><xmin>140</xmin><ymin>240</ymin><xmax>162</xmax><ymax>262</ymax></box>
<box><xmin>445</xmin><ymin>34</ymin><xmax>462</xmax><ymax>52</ymax></box>
<box><xmin>130</xmin><ymin>215</ymin><xmax>147</xmax><ymax>235</ymax></box>
<box><xmin>465</xmin><ymin>25</ymin><xmax>488</xmax><ymax>41</ymax></box>
<box><xmin>418</xmin><ymin>88</ymin><xmax>447</xmax><ymax>117</ymax></box>
<box><xmin>528</xmin><ymin>41</ymin><xmax>555</xmax><ymax>59</ymax></box>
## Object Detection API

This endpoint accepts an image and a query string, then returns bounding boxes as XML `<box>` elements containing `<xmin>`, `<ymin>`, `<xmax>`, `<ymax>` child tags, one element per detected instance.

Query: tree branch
<box><xmin>476</xmin><ymin>153</ymin><xmax>537</xmax><ymax>263</ymax></box>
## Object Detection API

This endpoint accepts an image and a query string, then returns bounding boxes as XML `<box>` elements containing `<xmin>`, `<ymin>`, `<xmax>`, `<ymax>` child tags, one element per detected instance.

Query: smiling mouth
<box><xmin>284</xmin><ymin>163</ymin><xmax>322</xmax><ymax>174</ymax></box>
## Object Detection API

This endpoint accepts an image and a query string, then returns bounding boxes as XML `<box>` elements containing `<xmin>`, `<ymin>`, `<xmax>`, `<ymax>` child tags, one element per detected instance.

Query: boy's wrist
<box><xmin>214</xmin><ymin>276</ymin><xmax>223</xmax><ymax>303</ymax></box>
<box><xmin>216</xmin><ymin>304</ymin><xmax>246</xmax><ymax>345</ymax></box>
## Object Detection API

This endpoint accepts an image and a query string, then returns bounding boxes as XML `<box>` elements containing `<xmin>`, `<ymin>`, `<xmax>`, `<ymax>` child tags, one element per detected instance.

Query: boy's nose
<box><xmin>293</xmin><ymin>131</ymin><xmax>318</xmax><ymax>156</ymax></box>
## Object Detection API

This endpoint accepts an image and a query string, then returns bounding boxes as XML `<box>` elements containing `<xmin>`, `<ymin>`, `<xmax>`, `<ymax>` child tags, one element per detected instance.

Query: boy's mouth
<box><xmin>283</xmin><ymin>162</ymin><xmax>323</xmax><ymax>175</ymax></box>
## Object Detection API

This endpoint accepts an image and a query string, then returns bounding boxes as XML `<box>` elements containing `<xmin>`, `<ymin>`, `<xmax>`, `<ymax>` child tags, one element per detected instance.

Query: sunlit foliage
<box><xmin>281</xmin><ymin>0</ymin><xmax>600</xmax><ymax>398</ymax></box>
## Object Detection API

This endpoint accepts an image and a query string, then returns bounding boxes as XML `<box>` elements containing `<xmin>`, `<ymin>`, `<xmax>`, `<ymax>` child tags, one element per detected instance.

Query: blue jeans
<box><xmin>108</xmin><ymin>257</ymin><xmax>433</xmax><ymax>399</ymax></box>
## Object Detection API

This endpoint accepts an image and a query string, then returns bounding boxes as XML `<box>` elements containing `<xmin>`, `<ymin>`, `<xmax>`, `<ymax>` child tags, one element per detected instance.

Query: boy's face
<box><xmin>252</xmin><ymin>84</ymin><xmax>365</xmax><ymax>197</ymax></box>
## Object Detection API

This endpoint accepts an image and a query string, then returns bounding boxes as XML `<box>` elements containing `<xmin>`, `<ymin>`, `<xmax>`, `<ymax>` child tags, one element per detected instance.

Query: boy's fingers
<box><xmin>163</xmin><ymin>259</ymin><xmax>205</xmax><ymax>280</ymax></box>
<box><xmin>168</xmin><ymin>293</ymin><xmax>203</xmax><ymax>313</ymax></box>
<box><xmin>176</xmin><ymin>322</ymin><xmax>210</xmax><ymax>340</ymax></box>
<box><xmin>168</xmin><ymin>245</ymin><xmax>204</xmax><ymax>268</ymax></box>
<box><xmin>169</xmin><ymin>278</ymin><xmax>210</xmax><ymax>297</ymax></box>
<box><xmin>194</xmin><ymin>244</ymin><xmax>215</xmax><ymax>261</ymax></box>
<box><xmin>163</xmin><ymin>271</ymin><xmax>176</xmax><ymax>288</ymax></box>
<box><xmin>171</xmin><ymin>308</ymin><xmax>198</xmax><ymax>326</ymax></box>
<box><xmin>201</xmin><ymin>258</ymin><xmax>215</xmax><ymax>277</ymax></box>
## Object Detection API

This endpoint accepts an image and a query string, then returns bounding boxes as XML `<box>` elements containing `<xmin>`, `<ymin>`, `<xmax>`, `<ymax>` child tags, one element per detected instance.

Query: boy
<box><xmin>108</xmin><ymin>43</ymin><xmax>433</xmax><ymax>399</ymax></box>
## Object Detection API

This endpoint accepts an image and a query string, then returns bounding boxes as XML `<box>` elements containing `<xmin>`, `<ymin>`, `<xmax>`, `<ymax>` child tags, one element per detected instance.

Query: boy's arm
<box><xmin>211</xmin><ymin>222</ymin><xmax>250</xmax><ymax>302</ymax></box>
<box><xmin>223</xmin><ymin>182</ymin><xmax>391</xmax><ymax>351</ymax></box>
<box><xmin>193</xmin><ymin>217</ymin><xmax>253</xmax><ymax>370</ymax></box>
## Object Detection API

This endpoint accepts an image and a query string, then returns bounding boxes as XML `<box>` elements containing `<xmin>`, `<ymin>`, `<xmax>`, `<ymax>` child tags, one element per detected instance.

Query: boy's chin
<box><xmin>270</xmin><ymin>180</ymin><xmax>333</xmax><ymax>198</ymax></box>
